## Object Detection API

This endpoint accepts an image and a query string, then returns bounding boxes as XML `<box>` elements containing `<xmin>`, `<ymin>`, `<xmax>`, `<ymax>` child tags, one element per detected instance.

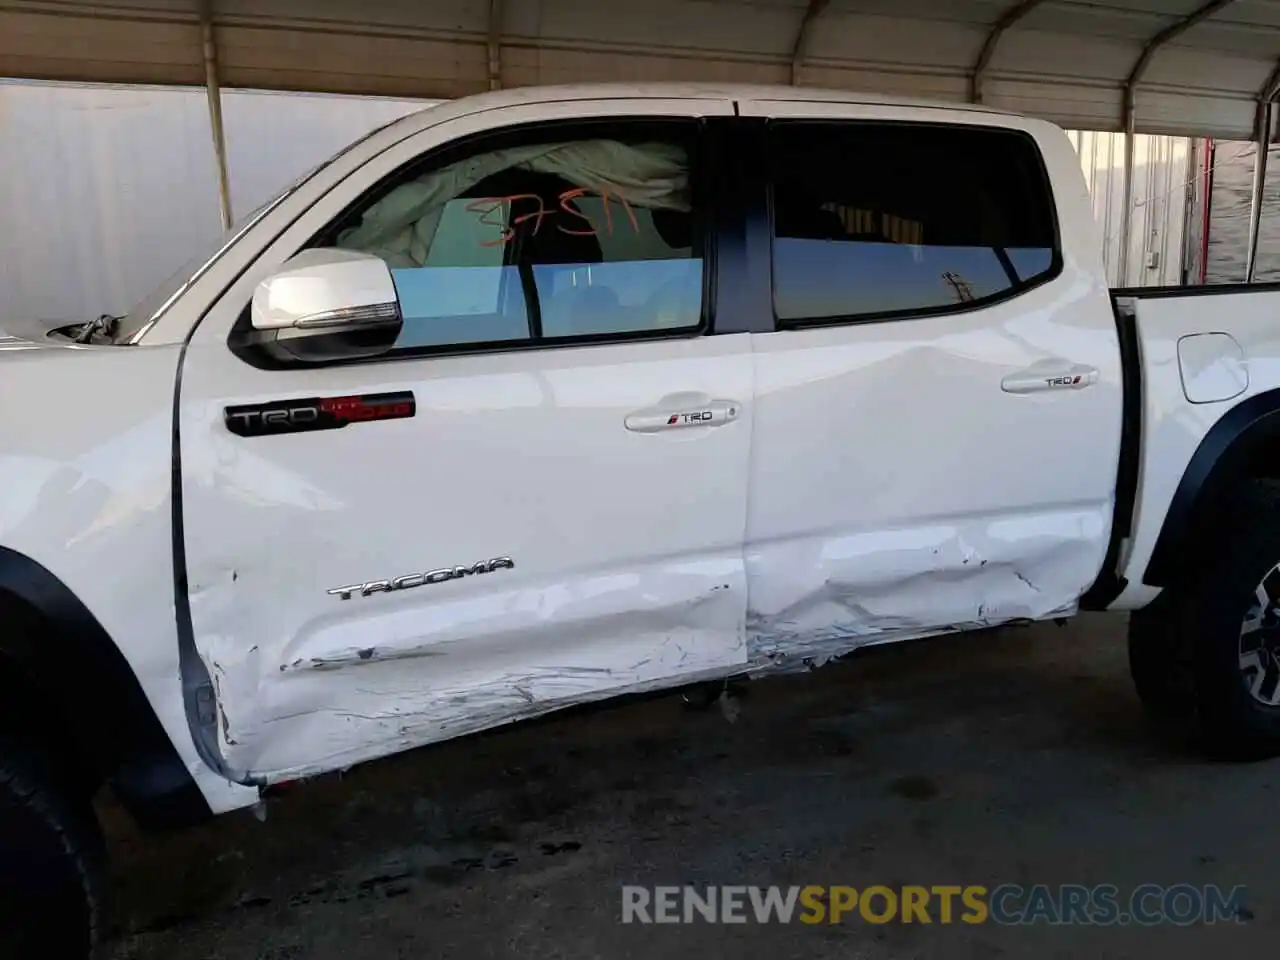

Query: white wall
<box><xmin>0</xmin><ymin>80</ymin><xmax>222</xmax><ymax>323</ymax></box>
<box><xmin>0</xmin><ymin>79</ymin><xmax>1197</xmax><ymax>324</ymax></box>
<box><xmin>1065</xmin><ymin>129</ymin><xmax>1194</xmax><ymax>288</ymax></box>
<box><xmin>0</xmin><ymin>79</ymin><xmax>431</xmax><ymax>323</ymax></box>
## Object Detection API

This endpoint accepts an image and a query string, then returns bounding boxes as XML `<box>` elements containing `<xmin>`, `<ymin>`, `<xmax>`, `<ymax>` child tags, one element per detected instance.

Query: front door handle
<box><xmin>625</xmin><ymin>393</ymin><xmax>742</xmax><ymax>433</ymax></box>
<box><xmin>1001</xmin><ymin>361</ymin><xmax>1100</xmax><ymax>395</ymax></box>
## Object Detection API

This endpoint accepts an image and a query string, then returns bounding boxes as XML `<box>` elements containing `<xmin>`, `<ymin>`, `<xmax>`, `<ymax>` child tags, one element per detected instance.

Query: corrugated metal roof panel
<box><xmin>1</xmin><ymin>0</ymin><xmax>1276</xmax><ymax>136</ymax></box>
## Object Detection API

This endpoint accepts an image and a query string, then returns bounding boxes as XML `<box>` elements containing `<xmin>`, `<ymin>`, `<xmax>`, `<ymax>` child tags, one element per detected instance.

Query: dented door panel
<box><xmin>742</xmin><ymin>288</ymin><xmax>1122</xmax><ymax>670</ymax></box>
<box><xmin>739</xmin><ymin>100</ymin><xmax>1123</xmax><ymax>667</ymax></box>
<box><xmin>175</xmin><ymin>96</ymin><xmax>752</xmax><ymax>783</ymax></box>
<box><xmin>180</xmin><ymin>336</ymin><xmax>754</xmax><ymax>781</ymax></box>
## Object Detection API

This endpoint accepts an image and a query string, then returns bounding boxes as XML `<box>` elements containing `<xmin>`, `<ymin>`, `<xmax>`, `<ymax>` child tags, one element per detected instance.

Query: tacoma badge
<box><xmin>328</xmin><ymin>557</ymin><xmax>515</xmax><ymax>600</ymax></box>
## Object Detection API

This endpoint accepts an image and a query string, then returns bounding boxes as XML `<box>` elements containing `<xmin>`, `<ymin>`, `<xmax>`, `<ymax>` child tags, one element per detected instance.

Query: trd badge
<box><xmin>224</xmin><ymin>391</ymin><xmax>415</xmax><ymax>437</ymax></box>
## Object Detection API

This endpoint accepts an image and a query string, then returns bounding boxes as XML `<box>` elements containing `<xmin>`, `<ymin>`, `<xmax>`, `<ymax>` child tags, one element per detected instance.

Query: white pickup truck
<box><xmin>4</xmin><ymin>81</ymin><xmax>1280</xmax><ymax>955</ymax></box>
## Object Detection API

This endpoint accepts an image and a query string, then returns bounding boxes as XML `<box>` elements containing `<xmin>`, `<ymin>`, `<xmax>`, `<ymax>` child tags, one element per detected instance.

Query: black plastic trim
<box><xmin>707</xmin><ymin>116</ymin><xmax>773</xmax><ymax>335</ymax></box>
<box><xmin>1111</xmin><ymin>280</ymin><xmax>1280</xmax><ymax>300</ymax></box>
<box><xmin>0</xmin><ymin>547</ymin><xmax>213</xmax><ymax>831</ymax></box>
<box><xmin>171</xmin><ymin>320</ymin><xmax>258</xmax><ymax>791</ymax></box>
<box><xmin>1144</xmin><ymin>386</ymin><xmax>1280</xmax><ymax>586</ymax></box>
<box><xmin>1079</xmin><ymin>296</ymin><xmax>1143</xmax><ymax>609</ymax></box>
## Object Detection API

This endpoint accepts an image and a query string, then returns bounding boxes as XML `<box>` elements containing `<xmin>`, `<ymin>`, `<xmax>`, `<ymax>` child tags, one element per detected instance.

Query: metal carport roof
<box><xmin>4</xmin><ymin>0</ymin><xmax>1280</xmax><ymax>140</ymax></box>
<box><xmin>6</xmin><ymin>0</ymin><xmax>1280</xmax><ymax>282</ymax></box>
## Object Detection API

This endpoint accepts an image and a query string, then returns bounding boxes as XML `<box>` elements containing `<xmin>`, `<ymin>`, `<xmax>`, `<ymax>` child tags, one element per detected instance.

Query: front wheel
<box><xmin>1128</xmin><ymin>478</ymin><xmax>1280</xmax><ymax>761</ymax></box>
<box><xmin>0</xmin><ymin>743</ymin><xmax>105</xmax><ymax>958</ymax></box>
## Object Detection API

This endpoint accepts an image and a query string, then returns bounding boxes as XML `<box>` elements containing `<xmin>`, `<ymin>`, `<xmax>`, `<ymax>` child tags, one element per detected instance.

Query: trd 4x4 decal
<box><xmin>224</xmin><ymin>391</ymin><xmax>416</xmax><ymax>437</ymax></box>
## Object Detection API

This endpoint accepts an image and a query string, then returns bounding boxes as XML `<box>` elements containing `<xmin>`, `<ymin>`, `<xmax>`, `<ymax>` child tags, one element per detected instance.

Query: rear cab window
<box><xmin>768</xmin><ymin>120</ymin><xmax>1061</xmax><ymax>327</ymax></box>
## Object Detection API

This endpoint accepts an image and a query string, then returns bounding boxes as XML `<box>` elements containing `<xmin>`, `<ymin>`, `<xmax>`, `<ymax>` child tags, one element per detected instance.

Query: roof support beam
<box><xmin>970</xmin><ymin>0</ymin><xmax>1047</xmax><ymax>104</ymax></box>
<box><xmin>1123</xmin><ymin>0</ymin><xmax>1237</xmax><ymax>118</ymax></box>
<box><xmin>790</xmin><ymin>0</ymin><xmax>830</xmax><ymax>86</ymax></box>
<box><xmin>198</xmin><ymin>0</ymin><xmax>233</xmax><ymax>230</ymax></box>
<box><xmin>1260</xmin><ymin>60</ymin><xmax>1280</xmax><ymax>104</ymax></box>
<box><xmin>1244</xmin><ymin>62</ymin><xmax>1280</xmax><ymax>283</ymax></box>
<box><xmin>1119</xmin><ymin>0</ymin><xmax>1238</xmax><ymax>283</ymax></box>
<box><xmin>487</xmin><ymin>0</ymin><xmax>504</xmax><ymax>91</ymax></box>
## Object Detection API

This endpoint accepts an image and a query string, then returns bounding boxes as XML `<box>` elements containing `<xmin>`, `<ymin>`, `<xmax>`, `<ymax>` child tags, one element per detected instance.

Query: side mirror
<box><xmin>246</xmin><ymin>249</ymin><xmax>402</xmax><ymax>362</ymax></box>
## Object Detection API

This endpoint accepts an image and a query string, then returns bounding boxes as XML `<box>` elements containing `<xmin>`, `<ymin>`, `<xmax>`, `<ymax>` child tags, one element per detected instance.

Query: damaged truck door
<box><xmin>175</xmin><ymin>97</ymin><xmax>753</xmax><ymax>782</ymax></box>
<box><xmin>740</xmin><ymin>103</ymin><xmax>1122</xmax><ymax>663</ymax></box>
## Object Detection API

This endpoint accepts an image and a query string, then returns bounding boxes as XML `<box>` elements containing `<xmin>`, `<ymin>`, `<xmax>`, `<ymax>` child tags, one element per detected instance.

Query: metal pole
<box><xmin>1201</xmin><ymin>139</ymin><xmax>1215</xmax><ymax>284</ymax></box>
<box><xmin>790</xmin><ymin>0</ymin><xmax>830</xmax><ymax>86</ymax></box>
<box><xmin>487</xmin><ymin>0</ymin><xmax>504</xmax><ymax>91</ymax></box>
<box><xmin>1177</xmin><ymin>138</ymin><xmax>1196</xmax><ymax>284</ymax></box>
<box><xmin>1117</xmin><ymin>1</ymin><xmax>1238</xmax><ymax>286</ymax></box>
<box><xmin>1119</xmin><ymin>88</ymin><xmax>1136</xmax><ymax>286</ymax></box>
<box><xmin>1247</xmin><ymin>100</ymin><xmax>1272</xmax><ymax>284</ymax></box>
<box><xmin>200</xmin><ymin>3</ymin><xmax>234</xmax><ymax>230</ymax></box>
<box><xmin>971</xmin><ymin>0</ymin><xmax>1049</xmax><ymax>104</ymax></box>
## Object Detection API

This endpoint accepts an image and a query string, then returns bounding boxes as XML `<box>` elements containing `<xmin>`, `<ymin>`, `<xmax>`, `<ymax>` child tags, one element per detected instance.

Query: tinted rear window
<box><xmin>770</xmin><ymin>121</ymin><xmax>1059</xmax><ymax>324</ymax></box>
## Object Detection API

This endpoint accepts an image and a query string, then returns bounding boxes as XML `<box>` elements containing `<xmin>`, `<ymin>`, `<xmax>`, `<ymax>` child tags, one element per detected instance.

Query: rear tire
<box><xmin>1128</xmin><ymin>477</ymin><xmax>1280</xmax><ymax>761</ymax></box>
<box><xmin>0</xmin><ymin>743</ymin><xmax>105</xmax><ymax>958</ymax></box>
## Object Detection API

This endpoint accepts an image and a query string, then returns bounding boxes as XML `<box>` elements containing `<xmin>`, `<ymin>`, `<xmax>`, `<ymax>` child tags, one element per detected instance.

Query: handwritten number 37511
<box><xmin>464</xmin><ymin>188</ymin><xmax>640</xmax><ymax>247</ymax></box>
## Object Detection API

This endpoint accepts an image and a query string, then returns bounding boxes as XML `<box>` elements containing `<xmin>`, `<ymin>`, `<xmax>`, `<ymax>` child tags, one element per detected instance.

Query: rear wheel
<box><xmin>1128</xmin><ymin>478</ymin><xmax>1280</xmax><ymax>760</ymax></box>
<box><xmin>0</xmin><ymin>743</ymin><xmax>105</xmax><ymax>958</ymax></box>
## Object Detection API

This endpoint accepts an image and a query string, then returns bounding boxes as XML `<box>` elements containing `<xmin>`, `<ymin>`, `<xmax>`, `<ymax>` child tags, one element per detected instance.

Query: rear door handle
<box><xmin>625</xmin><ymin>394</ymin><xmax>742</xmax><ymax>433</ymax></box>
<box><xmin>1001</xmin><ymin>361</ymin><xmax>1099</xmax><ymax>395</ymax></box>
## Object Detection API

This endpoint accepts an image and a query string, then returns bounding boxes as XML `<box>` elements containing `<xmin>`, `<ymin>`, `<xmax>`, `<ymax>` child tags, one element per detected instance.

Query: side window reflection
<box><xmin>324</xmin><ymin>136</ymin><xmax>705</xmax><ymax>351</ymax></box>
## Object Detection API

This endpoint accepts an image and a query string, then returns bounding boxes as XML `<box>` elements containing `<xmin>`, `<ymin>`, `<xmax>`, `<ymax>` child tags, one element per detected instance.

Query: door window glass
<box><xmin>769</xmin><ymin>122</ymin><xmax>1059</xmax><ymax>324</ymax></box>
<box><xmin>326</xmin><ymin>135</ymin><xmax>705</xmax><ymax>352</ymax></box>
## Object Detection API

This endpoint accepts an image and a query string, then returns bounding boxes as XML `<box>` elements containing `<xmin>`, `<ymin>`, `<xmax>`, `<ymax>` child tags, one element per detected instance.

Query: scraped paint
<box><xmin>741</xmin><ymin>508</ymin><xmax>1102</xmax><ymax>672</ymax></box>
<box><xmin>193</xmin><ymin>567</ymin><xmax>749</xmax><ymax>781</ymax></box>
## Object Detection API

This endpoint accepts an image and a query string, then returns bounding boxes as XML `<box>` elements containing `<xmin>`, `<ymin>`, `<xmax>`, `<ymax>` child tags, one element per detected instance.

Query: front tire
<box><xmin>1128</xmin><ymin>478</ymin><xmax>1280</xmax><ymax>761</ymax></box>
<box><xmin>0</xmin><ymin>743</ymin><xmax>105</xmax><ymax>958</ymax></box>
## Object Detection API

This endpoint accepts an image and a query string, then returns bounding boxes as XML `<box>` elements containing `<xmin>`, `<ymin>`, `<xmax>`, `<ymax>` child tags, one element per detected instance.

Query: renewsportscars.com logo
<box><xmin>620</xmin><ymin>884</ymin><xmax>1252</xmax><ymax>926</ymax></box>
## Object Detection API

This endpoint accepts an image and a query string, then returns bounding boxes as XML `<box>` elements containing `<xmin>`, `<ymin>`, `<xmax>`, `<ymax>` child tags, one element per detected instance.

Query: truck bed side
<box><xmin>1103</xmin><ymin>282</ymin><xmax>1280</xmax><ymax>610</ymax></box>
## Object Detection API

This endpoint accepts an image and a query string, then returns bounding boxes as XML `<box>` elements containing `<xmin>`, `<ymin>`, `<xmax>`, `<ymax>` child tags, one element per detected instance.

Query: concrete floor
<box><xmin>103</xmin><ymin>613</ymin><xmax>1278</xmax><ymax>959</ymax></box>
